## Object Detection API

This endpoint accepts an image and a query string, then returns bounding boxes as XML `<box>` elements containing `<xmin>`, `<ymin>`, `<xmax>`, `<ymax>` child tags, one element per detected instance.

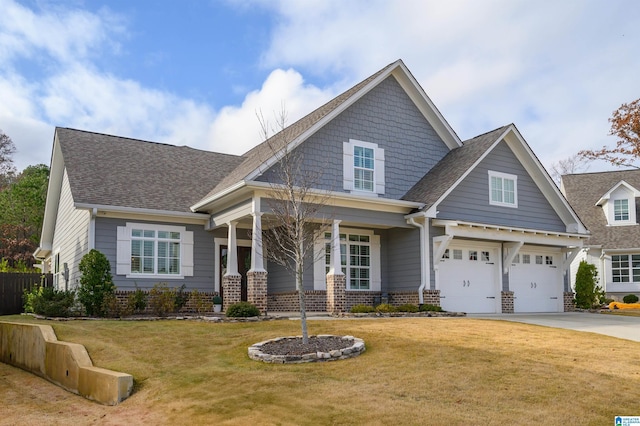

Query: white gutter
<box><xmin>75</xmin><ymin>203</ymin><xmax>210</xmax><ymax>221</ymax></box>
<box><xmin>407</xmin><ymin>214</ymin><xmax>429</xmax><ymax>304</ymax></box>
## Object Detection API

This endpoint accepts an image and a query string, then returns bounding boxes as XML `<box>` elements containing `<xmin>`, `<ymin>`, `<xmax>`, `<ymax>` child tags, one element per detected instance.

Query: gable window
<box><xmin>117</xmin><ymin>223</ymin><xmax>194</xmax><ymax>278</ymax></box>
<box><xmin>614</xmin><ymin>199</ymin><xmax>630</xmax><ymax>221</ymax></box>
<box><xmin>343</xmin><ymin>139</ymin><xmax>385</xmax><ymax>195</ymax></box>
<box><xmin>612</xmin><ymin>254</ymin><xmax>640</xmax><ymax>283</ymax></box>
<box><xmin>488</xmin><ymin>171</ymin><xmax>518</xmax><ymax>208</ymax></box>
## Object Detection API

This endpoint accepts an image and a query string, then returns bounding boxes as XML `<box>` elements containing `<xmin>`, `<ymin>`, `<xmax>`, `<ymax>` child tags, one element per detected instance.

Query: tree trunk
<box><xmin>296</xmin><ymin>252</ymin><xmax>309</xmax><ymax>345</ymax></box>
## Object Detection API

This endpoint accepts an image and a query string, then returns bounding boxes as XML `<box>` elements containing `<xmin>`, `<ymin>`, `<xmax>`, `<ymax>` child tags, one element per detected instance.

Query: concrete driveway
<box><xmin>469</xmin><ymin>312</ymin><xmax>640</xmax><ymax>342</ymax></box>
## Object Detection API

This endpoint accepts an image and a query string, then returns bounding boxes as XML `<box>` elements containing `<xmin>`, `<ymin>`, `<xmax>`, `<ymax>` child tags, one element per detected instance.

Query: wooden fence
<box><xmin>0</xmin><ymin>273</ymin><xmax>53</xmax><ymax>315</ymax></box>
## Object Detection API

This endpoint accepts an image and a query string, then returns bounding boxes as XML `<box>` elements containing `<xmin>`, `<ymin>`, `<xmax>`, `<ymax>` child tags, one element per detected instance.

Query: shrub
<box><xmin>78</xmin><ymin>249</ymin><xmax>115</xmax><ymax>317</ymax></box>
<box><xmin>623</xmin><ymin>294</ymin><xmax>639</xmax><ymax>304</ymax></box>
<box><xmin>375</xmin><ymin>303</ymin><xmax>396</xmax><ymax>313</ymax></box>
<box><xmin>24</xmin><ymin>286</ymin><xmax>76</xmax><ymax>317</ymax></box>
<box><xmin>396</xmin><ymin>304</ymin><xmax>419</xmax><ymax>313</ymax></box>
<box><xmin>102</xmin><ymin>292</ymin><xmax>132</xmax><ymax>318</ymax></box>
<box><xmin>226</xmin><ymin>301</ymin><xmax>261</xmax><ymax>317</ymax></box>
<box><xmin>149</xmin><ymin>283</ymin><xmax>177</xmax><ymax>316</ymax></box>
<box><xmin>174</xmin><ymin>284</ymin><xmax>188</xmax><ymax>311</ymax></box>
<box><xmin>127</xmin><ymin>286</ymin><xmax>148</xmax><ymax>314</ymax></box>
<box><xmin>191</xmin><ymin>289</ymin><xmax>213</xmax><ymax>315</ymax></box>
<box><xmin>574</xmin><ymin>261</ymin><xmax>603</xmax><ymax>309</ymax></box>
<box><xmin>212</xmin><ymin>295</ymin><xmax>223</xmax><ymax>305</ymax></box>
<box><xmin>419</xmin><ymin>304</ymin><xmax>443</xmax><ymax>312</ymax></box>
<box><xmin>350</xmin><ymin>304</ymin><xmax>375</xmax><ymax>313</ymax></box>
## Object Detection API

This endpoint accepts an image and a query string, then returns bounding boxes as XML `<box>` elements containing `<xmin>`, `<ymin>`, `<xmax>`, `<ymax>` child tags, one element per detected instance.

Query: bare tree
<box><xmin>257</xmin><ymin>107</ymin><xmax>332</xmax><ymax>344</ymax></box>
<box><xmin>549</xmin><ymin>154</ymin><xmax>590</xmax><ymax>184</ymax></box>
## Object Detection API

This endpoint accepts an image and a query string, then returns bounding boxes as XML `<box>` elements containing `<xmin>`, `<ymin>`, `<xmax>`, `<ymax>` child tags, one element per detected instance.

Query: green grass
<box><xmin>1</xmin><ymin>315</ymin><xmax>639</xmax><ymax>425</ymax></box>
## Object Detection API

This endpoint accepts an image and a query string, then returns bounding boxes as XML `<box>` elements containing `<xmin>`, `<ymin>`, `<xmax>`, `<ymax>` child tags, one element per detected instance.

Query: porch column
<box><xmin>248</xmin><ymin>212</ymin><xmax>268</xmax><ymax>314</ymax></box>
<box><xmin>222</xmin><ymin>221</ymin><xmax>241</xmax><ymax>312</ymax></box>
<box><xmin>326</xmin><ymin>220</ymin><xmax>346</xmax><ymax>314</ymax></box>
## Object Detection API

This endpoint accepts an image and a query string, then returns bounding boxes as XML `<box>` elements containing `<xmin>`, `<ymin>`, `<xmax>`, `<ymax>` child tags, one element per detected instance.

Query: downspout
<box><xmin>89</xmin><ymin>208</ymin><xmax>97</xmax><ymax>250</ymax></box>
<box><xmin>407</xmin><ymin>216</ymin><xmax>429</xmax><ymax>305</ymax></box>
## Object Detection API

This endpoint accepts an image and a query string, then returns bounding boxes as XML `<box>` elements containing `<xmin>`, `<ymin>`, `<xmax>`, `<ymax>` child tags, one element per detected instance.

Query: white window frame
<box><xmin>611</xmin><ymin>254</ymin><xmax>640</xmax><ymax>283</ymax></box>
<box><xmin>313</xmin><ymin>228</ymin><xmax>381</xmax><ymax>291</ymax></box>
<box><xmin>343</xmin><ymin>139</ymin><xmax>385</xmax><ymax>195</ymax></box>
<box><xmin>488</xmin><ymin>170</ymin><xmax>518</xmax><ymax>208</ymax></box>
<box><xmin>116</xmin><ymin>223</ymin><xmax>194</xmax><ymax>279</ymax></box>
<box><xmin>53</xmin><ymin>250</ymin><xmax>61</xmax><ymax>290</ymax></box>
<box><xmin>613</xmin><ymin>199</ymin><xmax>630</xmax><ymax>222</ymax></box>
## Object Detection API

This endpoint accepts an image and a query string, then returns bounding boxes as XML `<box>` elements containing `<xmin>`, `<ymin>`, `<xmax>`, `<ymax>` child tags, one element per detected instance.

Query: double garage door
<box><xmin>438</xmin><ymin>242</ymin><xmax>562</xmax><ymax>313</ymax></box>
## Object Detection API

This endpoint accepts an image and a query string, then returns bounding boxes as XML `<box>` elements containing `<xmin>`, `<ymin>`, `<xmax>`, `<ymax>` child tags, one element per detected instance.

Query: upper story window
<box><xmin>488</xmin><ymin>171</ymin><xmax>518</xmax><ymax>208</ymax></box>
<box><xmin>614</xmin><ymin>199</ymin><xmax>630</xmax><ymax>221</ymax></box>
<box><xmin>343</xmin><ymin>139</ymin><xmax>385</xmax><ymax>195</ymax></box>
<box><xmin>117</xmin><ymin>223</ymin><xmax>194</xmax><ymax>278</ymax></box>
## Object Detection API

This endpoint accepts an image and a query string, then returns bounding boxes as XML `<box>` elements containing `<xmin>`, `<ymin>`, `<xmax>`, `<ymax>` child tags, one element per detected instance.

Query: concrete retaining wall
<box><xmin>0</xmin><ymin>321</ymin><xmax>133</xmax><ymax>405</ymax></box>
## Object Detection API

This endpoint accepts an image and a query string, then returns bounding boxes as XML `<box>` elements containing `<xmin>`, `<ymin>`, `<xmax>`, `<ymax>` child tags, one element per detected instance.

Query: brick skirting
<box><xmin>267</xmin><ymin>291</ymin><xmax>327</xmax><ymax>312</ymax></box>
<box><xmin>501</xmin><ymin>291</ymin><xmax>514</xmax><ymax>313</ymax></box>
<box><xmin>563</xmin><ymin>292</ymin><xmax>575</xmax><ymax>312</ymax></box>
<box><xmin>113</xmin><ymin>290</ymin><xmax>219</xmax><ymax>315</ymax></box>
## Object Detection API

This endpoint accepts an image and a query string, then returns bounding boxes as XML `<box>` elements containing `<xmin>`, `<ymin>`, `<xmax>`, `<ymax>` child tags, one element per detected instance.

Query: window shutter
<box><xmin>116</xmin><ymin>226</ymin><xmax>131</xmax><ymax>275</ymax></box>
<box><xmin>371</xmin><ymin>235</ymin><xmax>381</xmax><ymax>291</ymax></box>
<box><xmin>313</xmin><ymin>235</ymin><xmax>326</xmax><ymax>290</ymax></box>
<box><xmin>374</xmin><ymin>147</ymin><xmax>385</xmax><ymax>195</ymax></box>
<box><xmin>343</xmin><ymin>142</ymin><xmax>354</xmax><ymax>191</ymax></box>
<box><xmin>182</xmin><ymin>231</ymin><xmax>194</xmax><ymax>277</ymax></box>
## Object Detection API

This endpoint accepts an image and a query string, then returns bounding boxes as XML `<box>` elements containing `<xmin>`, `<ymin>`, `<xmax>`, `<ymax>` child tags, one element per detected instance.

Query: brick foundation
<box><xmin>112</xmin><ymin>290</ymin><xmax>219</xmax><ymax>315</ymax></box>
<box><xmin>326</xmin><ymin>274</ymin><xmax>346</xmax><ymax>314</ymax></box>
<box><xmin>247</xmin><ymin>271</ymin><xmax>268</xmax><ymax>314</ymax></box>
<box><xmin>222</xmin><ymin>274</ymin><xmax>242</xmax><ymax>312</ymax></box>
<box><xmin>267</xmin><ymin>291</ymin><xmax>327</xmax><ymax>312</ymax></box>
<box><xmin>501</xmin><ymin>291</ymin><xmax>514</xmax><ymax>313</ymax></box>
<box><xmin>563</xmin><ymin>292</ymin><xmax>575</xmax><ymax>312</ymax></box>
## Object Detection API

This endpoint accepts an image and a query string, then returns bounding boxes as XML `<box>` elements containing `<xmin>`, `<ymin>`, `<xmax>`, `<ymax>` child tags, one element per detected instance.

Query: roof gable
<box><xmin>192</xmin><ymin>59</ymin><xmax>462</xmax><ymax>211</ymax></box>
<box><xmin>595</xmin><ymin>180</ymin><xmax>640</xmax><ymax>206</ymax></box>
<box><xmin>404</xmin><ymin>124</ymin><xmax>587</xmax><ymax>233</ymax></box>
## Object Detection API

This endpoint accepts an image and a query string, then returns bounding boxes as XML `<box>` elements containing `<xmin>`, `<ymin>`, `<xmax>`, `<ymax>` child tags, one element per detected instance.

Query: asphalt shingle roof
<box><xmin>57</xmin><ymin>128</ymin><xmax>245</xmax><ymax>213</ymax></box>
<box><xmin>402</xmin><ymin>125</ymin><xmax>510</xmax><ymax>209</ymax></box>
<box><xmin>562</xmin><ymin>169</ymin><xmax>640</xmax><ymax>249</ymax></box>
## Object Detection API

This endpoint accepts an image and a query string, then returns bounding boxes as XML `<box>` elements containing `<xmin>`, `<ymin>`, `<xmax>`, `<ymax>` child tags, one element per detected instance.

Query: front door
<box><xmin>220</xmin><ymin>246</ymin><xmax>252</xmax><ymax>301</ymax></box>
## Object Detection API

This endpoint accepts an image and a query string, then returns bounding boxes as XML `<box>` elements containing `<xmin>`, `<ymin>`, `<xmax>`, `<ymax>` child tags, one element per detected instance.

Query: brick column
<box><xmin>423</xmin><ymin>290</ymin><xmax>441</xmax><ymax>306</ymax></box>
<box><xmin>563</xmin><ymin>292</ymin><xmax>575</xmax><ymax>312</ymax></box>
<box><xmin>501</xmin><ymin>291</ymin><xmax>514</xmax><ymax>313</ymax></box>
<box><xmin>247</xmin><ymin>271</ymin><xmax>268</xmax><ymax>314</ymax></box>
<box><xmin>222</xmin><ymin>274</ymin><xmax>241</xmax><ymax>312</ymax></box>
<box><xmin>326</xmin><ymin>273</ymin><xmax>346</xmax><ymax>314</ymax></box>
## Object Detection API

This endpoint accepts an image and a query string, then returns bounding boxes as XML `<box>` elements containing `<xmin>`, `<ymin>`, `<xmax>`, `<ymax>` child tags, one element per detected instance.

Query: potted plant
<box><xmin>213</xmin><ymin>295</ymin><xmax>223</xmax><ymax>313</ymax></box>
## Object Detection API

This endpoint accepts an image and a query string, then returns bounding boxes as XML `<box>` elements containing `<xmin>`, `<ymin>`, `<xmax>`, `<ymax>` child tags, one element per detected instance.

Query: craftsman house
<box><xmin>562</xmin><ymin>169</ymin><xmax>640</xmax><ymax>300</ymax></box>
<box><xmin>35</xmin><ymin>60</ymin><xmax>589</xmax><ymax>314</ymax></box>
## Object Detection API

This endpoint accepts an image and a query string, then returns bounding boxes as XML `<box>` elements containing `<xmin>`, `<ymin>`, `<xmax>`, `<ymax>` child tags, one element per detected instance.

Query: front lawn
<box><xmin>1</xmin><ymin>315</ymin><xmax>639</xmax><ymax>425</ymax></box>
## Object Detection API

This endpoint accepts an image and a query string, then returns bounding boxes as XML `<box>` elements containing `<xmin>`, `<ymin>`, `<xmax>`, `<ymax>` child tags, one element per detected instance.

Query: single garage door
<box><xmin>509</xmin><ymin>247</ymin><xmax>563</xmax><ymax>313</ymax></box>
<box><xmin>438</xmin><ymin>242</ymin><xmax>500</xmax><ymax>313</ymax></box>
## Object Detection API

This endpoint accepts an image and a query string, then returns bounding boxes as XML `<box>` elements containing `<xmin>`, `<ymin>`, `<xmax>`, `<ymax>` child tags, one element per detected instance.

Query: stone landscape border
<box><xmin>248</xmin><ymin>335</ymin><xmax>365</xmax><ymax>363</ymax></box>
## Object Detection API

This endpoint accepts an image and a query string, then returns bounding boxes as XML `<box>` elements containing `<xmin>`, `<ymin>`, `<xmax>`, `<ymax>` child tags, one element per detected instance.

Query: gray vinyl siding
<box><xmin>51</xmin><ymin>169</ymin><xmax>91</xmax><ymax>290</ymax></box>
<box><xmin>266</xmin><ymin>260</ymin><xmax>296</xmax><ymax>293</ymax></box>
<box><xmin>257</xmin><ymin>75</ymin><xmax>451</xmax><ymax>200</ymax></box>
<box><xmin>95</xmin><ymin>217</ymin><xmax>215</xmax><ymax>291</ymax></box>
<box><xmin>436</xmin><ymin>141</ymin><xmax>566</xmax><ymax>232</ymax></box>
<box><xmin>385</xmin><ymin>227</ymin><xmax>421</xmax><ymax>291</ymax></box>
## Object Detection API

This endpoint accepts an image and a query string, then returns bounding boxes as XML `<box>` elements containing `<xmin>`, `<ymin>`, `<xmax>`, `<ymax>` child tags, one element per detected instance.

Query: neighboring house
<box><xmin>35</xmin><ymin>60</ymin><xmax>589</xmax><ymax>314</ymax></box>
<box><xmin>562</xmin><ymin>170</ymin><xmax>640</xmax><ymax>300</ymax></box>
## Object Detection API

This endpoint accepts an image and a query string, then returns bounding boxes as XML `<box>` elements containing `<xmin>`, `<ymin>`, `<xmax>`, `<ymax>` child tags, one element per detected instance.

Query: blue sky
<box><xmin>1</xmin><ymin>0</ymin><xmax>639</xmax><ymax>173</ymax></box>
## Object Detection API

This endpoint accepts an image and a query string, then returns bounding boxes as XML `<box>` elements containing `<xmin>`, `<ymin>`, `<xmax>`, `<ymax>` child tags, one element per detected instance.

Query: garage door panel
<box><xmin>439</xmin><ymin>244</ymin><xmax>499</xmax><ymax>314</ymax></box>
<box><xmin>510</xmin><ymin>249</ymin><xmax>562</xmax><ymax>313</ymax></box>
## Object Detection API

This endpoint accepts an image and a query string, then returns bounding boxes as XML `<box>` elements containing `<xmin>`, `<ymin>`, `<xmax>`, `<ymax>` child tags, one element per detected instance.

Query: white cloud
<box><xmin>253</xmin><ymin>0</ymin><xmax>640</xmax><ymax>171</ymax></box>
<box><xmin>207</xmin><ymin>68</ymin><xmax>335</xmax><ymax>155</ymax></box>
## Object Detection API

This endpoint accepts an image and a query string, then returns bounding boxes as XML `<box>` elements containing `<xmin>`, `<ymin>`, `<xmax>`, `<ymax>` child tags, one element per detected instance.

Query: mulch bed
<box><xmin>258</xmin><ymin>335</ymin><xmax>353</xmax><ymax>356</ymax></box>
